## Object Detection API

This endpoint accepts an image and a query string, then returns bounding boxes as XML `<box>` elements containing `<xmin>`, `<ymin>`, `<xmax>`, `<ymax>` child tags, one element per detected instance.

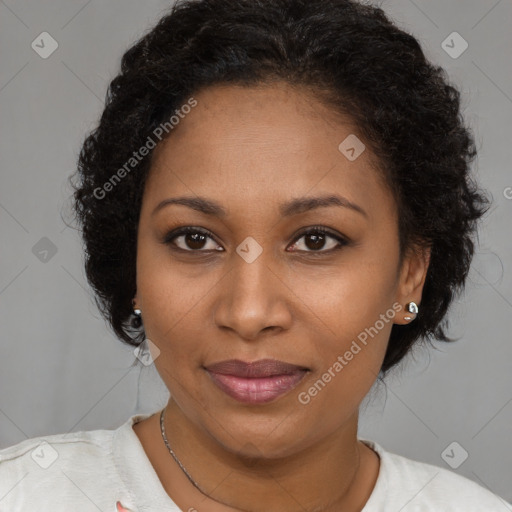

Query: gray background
<box><xmin>1</xmin><ymin>0</ymin><xmax>511</xmax><ymax>505</ymax></box>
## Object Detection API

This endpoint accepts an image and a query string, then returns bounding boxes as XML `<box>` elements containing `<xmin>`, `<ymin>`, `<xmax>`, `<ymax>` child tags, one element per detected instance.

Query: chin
<box><xmin>199</xmin><ymin>406</ymin><xmax>315</xmax><ymax>460</ymax></box>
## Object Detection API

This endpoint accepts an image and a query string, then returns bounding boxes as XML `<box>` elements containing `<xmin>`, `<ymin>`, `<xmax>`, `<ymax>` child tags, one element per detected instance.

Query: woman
<box><xmin>0</xmin><ymin>0</ymin><xmax>509</xmax><ymax>510</ymax></box>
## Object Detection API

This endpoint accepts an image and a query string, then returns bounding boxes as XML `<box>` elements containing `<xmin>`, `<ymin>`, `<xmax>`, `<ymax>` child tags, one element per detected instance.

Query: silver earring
<box><xmin>404</xmin><ymin>301</ymin><xmax>418</xmax><ymax>321</ymax></box>
<box><xmin>132</xmin><ymin>298</ymin><xmax>141</xmax><ymax>317</ymax></box>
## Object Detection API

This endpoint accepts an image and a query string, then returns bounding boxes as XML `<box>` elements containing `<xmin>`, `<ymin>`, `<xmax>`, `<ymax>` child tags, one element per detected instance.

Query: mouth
<box><xmin>204</xmin><ymin>358</ymin><xmax>310</xmax><ymax>404</ymax></box>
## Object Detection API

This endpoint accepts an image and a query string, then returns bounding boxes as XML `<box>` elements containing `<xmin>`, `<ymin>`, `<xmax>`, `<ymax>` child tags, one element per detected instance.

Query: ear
<box><xmin>393</xmin><ymin>243</ymin><xmax>431</xmax><ymax>325</ymax></box>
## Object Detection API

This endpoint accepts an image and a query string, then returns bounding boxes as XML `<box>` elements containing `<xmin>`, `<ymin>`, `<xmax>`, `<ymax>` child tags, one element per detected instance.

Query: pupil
<box><xmin>306</xmin><ymin>233</ymin><xmax>325</xmax><ymax>250</ymax></box>
<box><xmin>187</xmin><ymin>233</ymin><xmax>206</xmax><ymax>249</ymax></box>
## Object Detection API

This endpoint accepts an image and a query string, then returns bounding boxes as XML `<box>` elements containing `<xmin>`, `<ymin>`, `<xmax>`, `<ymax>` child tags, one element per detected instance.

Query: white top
<box><xmin>0</xmin><ymin>411</ymin><xmax>510</xmax><ymax>511</ymax></box>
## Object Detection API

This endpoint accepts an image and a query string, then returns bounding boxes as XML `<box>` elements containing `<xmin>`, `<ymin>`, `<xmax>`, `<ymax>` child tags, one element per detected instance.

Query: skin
<box><xmin>131</xmin><ymin>81</ymin><xmax>431</xmax><ymax>512</ymax></box>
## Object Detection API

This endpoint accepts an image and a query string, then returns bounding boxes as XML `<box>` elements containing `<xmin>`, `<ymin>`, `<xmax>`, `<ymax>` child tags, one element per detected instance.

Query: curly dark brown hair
<box><xmin>70</xmin><ymin>0</ymin><xmax>491</xmax><ymax>375</ymax></box>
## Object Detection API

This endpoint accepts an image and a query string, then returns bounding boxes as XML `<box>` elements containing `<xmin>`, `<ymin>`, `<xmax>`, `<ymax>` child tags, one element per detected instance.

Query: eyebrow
<box><xmin>152</xmin><ymin>194</ymin><xmax>368</xmax><ymax>219</ymax></box>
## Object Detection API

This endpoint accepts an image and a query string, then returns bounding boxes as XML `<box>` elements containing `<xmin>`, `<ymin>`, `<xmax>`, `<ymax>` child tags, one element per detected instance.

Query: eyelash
<box><xmin>162</xmin><ymin>225</ymin><xmax>349</xmax><ymax>255</ymax></box>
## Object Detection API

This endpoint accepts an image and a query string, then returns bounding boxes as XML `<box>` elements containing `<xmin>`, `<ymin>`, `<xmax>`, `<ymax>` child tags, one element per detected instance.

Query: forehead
<box><xmin>144</xmin><ymin>82</ymin><xmax>395</xmax><ymax>223</ymax></box>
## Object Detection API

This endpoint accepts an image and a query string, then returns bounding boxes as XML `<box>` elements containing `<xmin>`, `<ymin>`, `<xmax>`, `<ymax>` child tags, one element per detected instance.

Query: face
<box><xmin>134</xmin><ymin>81</ymin><xmax>429</xmax><ymax>458</ymax></box>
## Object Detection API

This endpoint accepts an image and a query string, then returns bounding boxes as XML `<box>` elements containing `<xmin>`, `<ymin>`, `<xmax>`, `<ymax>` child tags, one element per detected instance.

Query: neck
<box><xmin>154</xmin><ymin>399</ymin><xmax>378</xmax><ymax>512</ymax></box>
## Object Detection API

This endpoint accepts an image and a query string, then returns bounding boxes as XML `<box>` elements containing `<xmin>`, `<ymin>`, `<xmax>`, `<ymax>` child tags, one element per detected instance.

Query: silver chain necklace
<box><xmin>159</xmin><ymin>408</ymin><xmax>209</xmax><ymax>496</ymax></box>
<box><xmin>159</xmin><ymin>408</ymin><xmax>361</xmax><ymax>511</ymax></box>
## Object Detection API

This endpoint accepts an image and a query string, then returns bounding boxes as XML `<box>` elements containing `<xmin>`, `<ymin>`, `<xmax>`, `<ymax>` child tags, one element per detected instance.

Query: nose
<box><xmin>213</xmin><ymin>251</ymin><xmax>293</xmax><ymax>341</ymax></box>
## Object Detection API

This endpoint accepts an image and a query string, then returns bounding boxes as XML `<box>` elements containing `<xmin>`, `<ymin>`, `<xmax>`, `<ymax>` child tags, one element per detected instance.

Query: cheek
<box><xmin>290</xmin><ymin>240</ymin><xmax>399</xmax><ymax>344</ymax></box>
<box><xmin>288</xmin><ymin>242</ymin><xmax>399</xmax><ymax>404</ymax></box>
<box><xmin>135</xmin><ymin>239</ymin><xmax>228</xmax><ymax>378</ymax></box>
<box><xmin>292</xmin><ymin>287</ymin><xmax>394</xmax><ymax>434</ymax></box>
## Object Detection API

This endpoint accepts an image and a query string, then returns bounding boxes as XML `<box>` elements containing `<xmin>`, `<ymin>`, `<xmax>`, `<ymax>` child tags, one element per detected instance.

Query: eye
<box><xmin>163</xmin><ymin>227</ymin><xmax>223</xmax><ymax>252</ymax></box>
<box><xmin>288</xmin><ymin>226</ymin><xmax>348</xmax><ymax>254</ymax></box>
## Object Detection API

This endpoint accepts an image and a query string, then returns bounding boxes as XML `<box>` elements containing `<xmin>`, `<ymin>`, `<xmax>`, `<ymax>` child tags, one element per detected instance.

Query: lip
<box><xmin>204</xmin><ymin>359</ymin><xmax>309</xmax><ymax>404</ymax></box>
